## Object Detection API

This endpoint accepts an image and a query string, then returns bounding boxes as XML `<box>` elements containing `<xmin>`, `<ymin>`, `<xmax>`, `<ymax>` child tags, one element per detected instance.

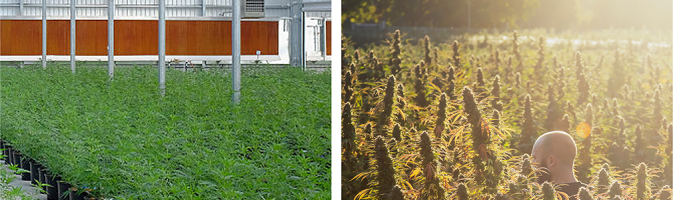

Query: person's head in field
<box><xmin>531</xmin><ymin>131</ymin><xmax>578</xmax><ymax>184</ymax></box>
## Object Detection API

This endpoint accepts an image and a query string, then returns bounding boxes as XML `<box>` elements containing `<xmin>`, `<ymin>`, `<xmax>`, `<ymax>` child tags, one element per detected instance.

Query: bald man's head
<box><xmin>532</xmin><ymin>131</ymin><xmax>577</xmax><ymax>167</ymax></box>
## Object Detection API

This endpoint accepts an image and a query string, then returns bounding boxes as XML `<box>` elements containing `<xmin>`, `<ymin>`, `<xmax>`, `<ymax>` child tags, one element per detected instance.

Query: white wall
<box><xmin>0</xmin><ymin>0</ymin><xmax>296</xmax><ymax>19</ymax></box>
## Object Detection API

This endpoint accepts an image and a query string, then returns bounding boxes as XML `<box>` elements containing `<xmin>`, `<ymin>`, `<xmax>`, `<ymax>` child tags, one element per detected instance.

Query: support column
<box><xmin>108</xmin><ymin>0</ymin><xmax>115</xmax><ymax>79</ymax></box>
<box><xmin>158</xmin><ymin>0</ymin><xmax>166</xmax><ymax>96</ymax></box>
<box><xmin>232</xmin><ymin>0</ymin><xmax>242</xmax><ymax>104</ymax></box>
<box><xmin>201</xmin><ymin>0</ymin><xmax>206</xmax><ymax>16</ymax></box>
<box><xmin>289</xmin><ymin>0</ymin><xmax>304</xmax><ymax>68</ymax></box>
<box><xmin>320</xmin><ymin>18</ymin><xmax>326</xmax><ymax>60</ymax></box>
<box><xmin>19</xmin><ymin>0</ymin><xmax>24</xmax><ymax>16</ymax></box>
<box><xmin>42</xmin><ymin>0</ymin><xmax>46</xmax><ymax>69</ymax></box>
<box><xmin>70</xmin><ymin>0</ymin><xmax>76</xmax><ymax>73</ymax></box>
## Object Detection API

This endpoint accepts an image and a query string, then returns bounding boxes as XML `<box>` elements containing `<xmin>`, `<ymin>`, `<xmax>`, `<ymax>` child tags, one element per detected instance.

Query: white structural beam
<box><xmin>108</xmin><ymin>0</ymin><xmax>115</xmax><ymax>79</ymax></box>
<box><xmin>158</xmin><ymin>0</ymin><xmax>166</xmax><ymax>96</ymax></box>
<box><xmin>232</xmin><ymin>0</ymin><xmax>241</xmax><ymax>104</ymax></box>
<box><xmin>41</xmin><ymin>0</ymin><xmax>46</xmax><ymax>69</ymax></box>
<box><xmin>70</xmin><ymin>0</ymin><xmax>76</xmax><ymax>73</ymax></box>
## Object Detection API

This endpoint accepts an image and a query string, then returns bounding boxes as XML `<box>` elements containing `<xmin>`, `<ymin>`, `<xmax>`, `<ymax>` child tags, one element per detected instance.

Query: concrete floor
<box><xmin>0</xmin><ymin>160</ymin><xmax>47</xmax><ymax>200</ymax></box>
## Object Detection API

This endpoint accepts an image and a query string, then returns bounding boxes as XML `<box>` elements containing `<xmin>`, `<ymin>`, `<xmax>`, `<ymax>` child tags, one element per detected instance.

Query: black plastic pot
<box><xmin>39</xmin><ymin>168</ymin><xmax>47</xmax><ymax>193</ymax></box>
<box><xmin>83</xmin><ymin>191</ymin><xmax>96</xmax><ymax>200</ymax></box>
<box><xmin>29</xmin><ymin>160</ymin><xmax>39</xmax><ymax>185</ymax></box>
<box><xmin>0</xmin><ymin>140</ymin><xmax>5</xmax><ymax>153</ymax></box>
<box><xmin>45</xmin><ymin>173</ymin><xmax>60</xmax><ymax>200</ymax></box>
<box><xmin>7</xmin><ymin>146</ymin><xmax>14</xmax><ymax>165</ymax></box>
<box><xmin>12</xmin><ymin>152</ymin><xmax>21</xmax><ymax>167</ymax></box>
<box><xmin>57</xmin><ymin>181</ymin><xmax>71</xmax><ymax>200</ymax></box>
<box><xmin>2</xmin><ymin>144</ymin><xmax>8</xmax><ymax>163</ymax></box>
<box><xmin>0</xmin><ymin>140</ymin><xmax>5</xmax><ymax>155</ymax></box>
<box><xmin>20</xmin><ymin>156</ymin><xmax>31</xmax><ymax>180</ymax></box>
<box><xmin>14</xmin><ymin>152</ymin><xmax>22</xmax><ymax>166</ymax></box>
<box><xmin>69</xmin><ymin>187</ymin><xmax>86</xmax><ymax>200</ymax></box>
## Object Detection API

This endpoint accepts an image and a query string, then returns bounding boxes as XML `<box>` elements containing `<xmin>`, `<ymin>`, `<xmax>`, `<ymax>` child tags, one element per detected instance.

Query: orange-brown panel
<box><xmin>0</xmin><ymin>20</ymin><xmax>41</xmax><ymax>55</ymax></box>
<box><xmin>115</xmin><ymin>20</ymin><xmax>158</xmax><ymax>55</ymax></box>
<box><xmin>326</xmin><ymin>21</ymin><xmax>331</xmax><ymax>55</ymax></box>
<box><xmin>47</xmin><ymin>20</ymin><xmax>70</xmax><ymax>55</ymax></box>
<box><xmin>166</xmin><ymin>21</ymin><xmax>229</xmax><ymax>55</ymax></box>
<box><xmin>239</xmin><ymin>21</ymin><xmax>278</xmax><ymax>55</ymax></box>
<box><xmin>76</xmin><ymin>20</ymin><xmax>107</xmax><ymax>56</ymax></box>
<box><xmin>4</xmin><ymin>20</ymin><xmax>107</xmax><ymax>56</ymax></box>
<box><xmin>166</xmin><ymin>21</ymin><xmax>278</xmax><ymax>55</ymax></box>
<box><xmin>2</xmin><ymin>20</ymin><xmax>279</xmax><ymax>56</ymax></box>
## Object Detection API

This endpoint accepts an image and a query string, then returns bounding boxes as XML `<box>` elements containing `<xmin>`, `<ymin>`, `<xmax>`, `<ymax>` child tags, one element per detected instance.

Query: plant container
<box><xmin>45</xmin><ymin>173</ymin><xmax>60</xmax><ymax>200</ymax></box>
<box><xmin>20</xmin><ymin>156</ymin><xmax>31</xmax><ymax>180</ymax></box>
<box><xmin>69</xmin><ymin>187</ymin><xmax>86</xmax><ymax>200</ymax></box>
<box><xmin>57</xmin><ymin>181</ymin><xmax>71</xmax><ymax>200</ymax></box>
<box><xmin>38</xmin><ymin>168</ymin><xmax>46</xmax><ymax>194</ymax></box>
<box><xmin>29</xmin><ymin>160</ymin><xmax>39</xmax><ymax>185</ymax></box>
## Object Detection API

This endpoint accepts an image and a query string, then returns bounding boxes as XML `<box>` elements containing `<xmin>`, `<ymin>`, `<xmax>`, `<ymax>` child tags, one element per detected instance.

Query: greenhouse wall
<box><xmin>0</xmin><ymin>19</ymin><xmax>279</xmax><ymax>56</ymax></box>
<box><xmin>0</xmin><ymin>0</ymin><xmax>331</xmax><ymax>64</ymax></box>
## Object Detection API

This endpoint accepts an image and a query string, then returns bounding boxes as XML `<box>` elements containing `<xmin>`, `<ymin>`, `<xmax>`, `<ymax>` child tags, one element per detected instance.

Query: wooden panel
<box><xmin>326</xmin><ymin>21</ymin><xmax>331</xmax><ymax>55</ymax></box>
<box><xmin>47</xmin><ymin>20</ymin><xmax>70</xmax><ymax>55</ymax></box>
<box><xmin>166</xmin><ymin>21</ymin><xmax>278</xmax><ymax>55</ymax></box>
<box><xmin>239</xmin><ymin>21</ymin><xmax>278</xmax><ymax>55</ymax></box>
<box><xmin>0</xmin><ymin>20</ymin><xmax>41</xmax><ymax>55</ymax></box>
<box><xmin>76</xmin><ymin>20</ymin><xmax>107</xmax><ymax>56</ymax></box>
<box><xmin>1</xmin><ymin>20</ymin><xmax>279</xmax><ymax>56</ymax></box>
<box><xmin>166</xmin><ymin>21</ymin><xmax>228</xmax><ymax>55</ymax></box>
<box><xmin>115</xmin><ymin>20</ymin><xmax>158</xmax><ymax>55</ymax></box>
<box><xmin>1</xmin><ymin>20</ymin><xmax>106</xmax><ymax>56</ymax></box>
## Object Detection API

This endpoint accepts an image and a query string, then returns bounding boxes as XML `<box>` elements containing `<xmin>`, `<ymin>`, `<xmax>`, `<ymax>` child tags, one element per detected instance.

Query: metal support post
<box><xmin>232</xmin><ymin>0</ymin><xmax>242</xmax><ymax>104</ymax></box>
<box><xmin>19</xmin><ymin>0</ymin><xmax>24</xmax><ymax>16</ymax></box>
<box><xmin>301</xmin><ymin>11</ymin><xmax>306</xmax><ymax>71</ymax></box>
<box><xmin>42</xmin><ymin>0</ymin><xmax>46</xmax><ymax>69</ymax></box>
<box><xmin>108</xmin><ymin>0</ymin><xmax>115</xmax><ymax>79</ymax></box>
<box><xmin>70</xmin><ymin>0</ymin><xmax>76</xmax><ymax>73</ymax></box>
<box><xmin>158</xmin><ymin>0</ymin><xmax>166</xmax><ymax>96</ymax></box>
<box><xmin>201</xmin><ymin>0</ymin><xmax>206</xmax><ymax>16</ymax></box>
<box><xmin>320</xmin><ymin>18</ymin><xmax>326</xmax><ymax>60</ymax></box>
<box><xmin>289</xmin><ymin>0</ymin><xmax>303</xmax><ymax>68</ymax></box>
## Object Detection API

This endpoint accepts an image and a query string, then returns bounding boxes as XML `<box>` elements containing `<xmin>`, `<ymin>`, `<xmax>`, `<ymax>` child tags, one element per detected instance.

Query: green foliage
<box><xmin>390</xmin><ymin>185</ymin><xmax>404</xmax><ymax>200</ymax></box>
<box><xmin>2</xmin><ymin>66</ymin><xmax>330</xmax><ymax>199</ymax></box>
<box><xmin>342</xmin><ymin>29</ymin><xmax>672</xmax><ymax>200</ymax></box>
<box><xmin>518</xmin><ymin>94</ymin><xmax>537</xmax><ymax>154</ymax></box>
<box><xmin>609</xmin><ymin>181</ymin><xmax>623</xmax><ymax>199</ymax></box>
<box><xmin>541</xmin><ymin>181</ymin><xmax>557</xmax><ymax>200</ymax></box>
<box><xmin>634</xmin><ymin>163</ymin><xmax>652</xmax><ymax>200</ymax></box>
<box><xmin>579</xmin><ymin>187</ymin><xmax>593</xmax><ymax>200</ymax></box>
<box><xmin>375</xmin><ymin>136</ymin><xmax>396</xmax><ymax>197</ymax></box>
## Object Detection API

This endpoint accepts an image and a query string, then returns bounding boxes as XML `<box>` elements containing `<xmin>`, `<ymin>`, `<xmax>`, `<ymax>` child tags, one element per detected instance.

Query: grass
<box><xmin>1</xmin><ymin>65</ymin><xmax>330</xmax><ymax>199</ymax></box>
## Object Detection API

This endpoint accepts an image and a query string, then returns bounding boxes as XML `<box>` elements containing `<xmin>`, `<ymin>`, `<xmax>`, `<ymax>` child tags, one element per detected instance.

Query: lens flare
<box><xmin>577</xmin><ymin>122</ymin><xmax>591</xmax><ymax>139</ymax></box>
